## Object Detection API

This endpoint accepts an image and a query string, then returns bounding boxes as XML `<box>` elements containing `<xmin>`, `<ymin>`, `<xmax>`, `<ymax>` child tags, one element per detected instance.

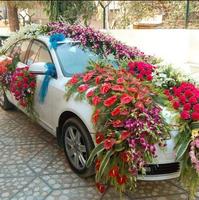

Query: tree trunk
<box><xmin>7</xmin><ymin>1</ymin><xmax>19</xmax><ymax>32</ymax></box>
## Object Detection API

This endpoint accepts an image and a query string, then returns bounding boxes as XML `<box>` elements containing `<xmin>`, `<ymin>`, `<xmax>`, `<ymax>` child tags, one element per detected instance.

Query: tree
<box><xmin>44</xmin><ymin>1</ymin><xmax>97</xmax><ymax>26</ymax></box>
<box><xmin>108</xmin><ymin>0</ymin><xmax>199</xmax><ymax>29</ymax></box>
<box><xmin>0</xmin><ymin>1</ymin><xmax>37</xmax><ymax>32</ymax></box>
<box><xmin>98</xmin><ymin>1</ymin><xmax>112</xmax><ymax>29</ymax></box>
<box><xmin>6</xmin><ymin>1</ymin><xmax>19</xmax><ymax>32</ymax></box>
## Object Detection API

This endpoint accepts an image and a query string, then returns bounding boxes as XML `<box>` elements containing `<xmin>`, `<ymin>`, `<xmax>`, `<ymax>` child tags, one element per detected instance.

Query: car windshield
<box><xmin>55</xmin><ymin>42</ymin><xmax>118</xmax><ymax>76</ymax></box>
<box><xmin>55</xmin><ymin>43</ymin><xmax>99</xmax><ymax>76</ymax></box>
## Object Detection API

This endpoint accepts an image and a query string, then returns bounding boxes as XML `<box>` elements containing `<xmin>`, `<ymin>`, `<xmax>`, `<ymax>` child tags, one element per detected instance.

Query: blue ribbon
<box><xmin>39</xmin><ymin>63</ymin><xmax>56</xmax><ymax>103</ymax></box>
<box><xmin>49</xmin><ymin>33</ymin><xmax>65</xmax><ymax>49</ymax></box>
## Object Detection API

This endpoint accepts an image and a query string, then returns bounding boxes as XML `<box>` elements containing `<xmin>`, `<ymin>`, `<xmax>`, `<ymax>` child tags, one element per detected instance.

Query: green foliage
<box><xmin>110</xmin><ymin>1</ymin><xmax>199</xmax><ymax>29</ymax></box>
<box><xmin>44</xmin><ymin>0</ymin><xmax>97</xmax><ymax>26</ymax></box>
<box><xmin>86</xmin><ymin>143</ymin><xmax>104</xmax><ymax>168</ymax></box>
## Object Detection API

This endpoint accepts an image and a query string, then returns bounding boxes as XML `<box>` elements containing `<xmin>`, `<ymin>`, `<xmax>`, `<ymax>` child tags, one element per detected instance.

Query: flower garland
<box><xmin>0</xmin><ymin>56</ymin><xmax>36</xmax><ymax>116</ymax></box>
<box><xmin>47</xmin><ymin>22</ymin><xmax>159</xmax><ymax>64</ymax></box>
<box><xmin>66</xmin><ymin>61</ymin><xmax>169</xmax><ymax>193</ymax></box>
<box><xmin>10</xmin><ymin>66</ymin><xmax>36</xmax><ymax>113</ymax></box>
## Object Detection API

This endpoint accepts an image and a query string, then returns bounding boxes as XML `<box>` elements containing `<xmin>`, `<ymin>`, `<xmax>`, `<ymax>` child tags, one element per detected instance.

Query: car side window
<box><xmin>26</xmin><ymin>40</ymin><xmax>52</xmax><ymax>65</ymax></box>
<box><xmin>5</xmin><ymin>44</ymin><xmax>15</xmax><ymax>57</ymax></box>
<box><xmin>9</xmin><ymin>40</ymin><xmax>23</xmax><ymax>58</ymax></box>
<box><xmin>5</xmin><ymin>39</ymin><xmax>30</xmax><ymax>63</ymax></box>
<box><xmin>19</xmin><ymin>40</ymin><xmax>30</xmax><ymax>62</ymax></box>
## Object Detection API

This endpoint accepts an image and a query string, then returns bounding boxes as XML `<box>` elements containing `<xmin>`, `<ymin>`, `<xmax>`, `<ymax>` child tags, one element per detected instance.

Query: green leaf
<box><xmin>96</xmin><ymin>149</ymin><xmax>114</xmax><ymax>181</ymax></box>
<box><xmin>86</xmin><ymin>143</ymin><xmax>104</xmax><ymax>167</ymax></box>
<box><xmin>176</xmin><ymin>137</ymin><xmax>191</xmax><ymax>161</ymax></box>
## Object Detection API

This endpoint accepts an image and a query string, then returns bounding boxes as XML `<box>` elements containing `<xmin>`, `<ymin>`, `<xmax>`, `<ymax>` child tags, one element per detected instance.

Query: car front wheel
<box><xmin>0</xmin><ymin>91</ymin><xmax>14</xmax><ymax>110</ymax></box>
<box><xmin>62</xmin><ymin>117</ymin><xmax>95</xmax><ymax>177</ymax></box>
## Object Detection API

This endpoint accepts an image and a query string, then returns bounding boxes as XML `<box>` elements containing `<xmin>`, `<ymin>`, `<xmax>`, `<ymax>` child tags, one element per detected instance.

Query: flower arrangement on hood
<box><xmin>10</xmin><ymin>66</ymin><xmax>36</xmax><ymax>114</ymax></box>
<box><xmin>66</xmin><ymin>61</ymin><xmax>169</xmax><ymax>193</ymax></box>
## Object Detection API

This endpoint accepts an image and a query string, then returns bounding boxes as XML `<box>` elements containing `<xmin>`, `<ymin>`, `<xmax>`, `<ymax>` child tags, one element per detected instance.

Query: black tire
<box><xmin>0</xmin><ymin>91</ymin><xmax>14</xmax><ymax>110</ymax></box>
<box><xmin>62</xmin><ymin>117</ymin><xmax>95</xmax><ymax>177</ymax></box>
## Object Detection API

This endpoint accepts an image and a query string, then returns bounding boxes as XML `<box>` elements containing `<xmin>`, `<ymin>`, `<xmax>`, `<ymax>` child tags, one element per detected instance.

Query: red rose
<box><xmin>17</xmin><ymin>81</ymin><xmax>22</xmax><ymax>88</ymax></box>
<box><xmin>146</xmin><ymin>75</ymin><xmax>153</xmax><ymax>81</ymax></box>
<box><xmin>128</xmin><ymin>61</ymin><xmax>136</xmax><ymax>71</ymax></box>
<box><xmin>95</xmin><ymin>75</ymin><xmax>102</xmax><ymax>84</ymax></box>
<box><xmin>77</xmin><ymin>84</ymin><xmax>89</xmax><ymax>93</ymax></box>
<box><xmin>83</xmin><ymin>72</ymin><xmax>94</xmax><ymax>82</ymax></box>
<box><xmin>95</xmin><ymin>159</ymin><xmax>101</xmax><ymax>171</ymax></box>
<box><xmin>183</xmin><ymin>103</ymin><xmax>191</xmax><ymax>111</ymax></box>
<box><xmin>30</xmin><ymin>81</ymin><xmax>36</xmax><ymax>88</ymax></box>
<box><xmin>112</xmin><ymin>120</ymin><xmax>123</xmax><ymax>128</ymax></box>
<box><xmin>168</xmin><ymin>95</ymin><xmax>173</xmax><ymax>101</ymax></box>
<box><xmin>19</xmin><ymin>99</ymin><xmax>27</xmax><ymax>107</ymax></box>
<box><xmin>117</xmin><ymin>175</ymin><xmax>127</xmax><ymax>185</ymax></box>
<box><xmin>109</xmin><ymin>166</ymin><xmax>119</xmax><ymax>177</ymax></box>
<box><xmin>185</xmin><ymin>90</ymin><xmax>193</xmax><ymax>98</ymax></box>
<box><xmin>92</xmin><ymin>96</ymin><xmax>101</xmax><ymax>106</ymax></box>
<box><xmin>100</xmin><ymin>83</ymin><xmax>111</xmax><ymax>94</ymax></box>
<box><xmin>23</xmin><ymin>77</ymin><xmax>29</xmax><ymax>83</ymax></box>
<box><xmin>23</xmin><ymin>83</ymin><xmax>29</xmax><ymax>89</ymax></box>
<box><xmin>120</xmin><ymin>131</ymin><xmax>130</xmax><ymax>140</ymax></box>
<box><xmin>104</xmin><ymin>95</ymin><xmax>117</xmax><ymax>107</ymax></box>
<box><xmin>193</xmin><ymin>104</ymin><xmax>199</xmax><ymax>112</ymax></box>
<box><xmin>172</xmin><ymin>101</ymin><xmax>180</xmax><ymax>109</ymax></box>
<box><xmin>164</xmin><ymin>89</ymin><xmax>170</xmax><ymax>96</ymax></box>
<box><xmin>192</xmin><ymin>112</ymin><xmax>199</xmax><ymax>120</ymax></box>
<box><xmin>180</xmin><ymin>111</ymin><xmax>190</xmax><ymax>120</ymax></box>
<box><xmin>111</xmin><ymin>106</ymin><xmax>120</xmax><ymax>116</ymax></box>
<box><xmin>96</xmin><ymin>132</ymin><xmax>104</xmax><ymax>144</ymax></box>
<box><xmin>96</xmin><ymin>183</ymin><xmax>106</xmax><ymax>193</ymax></box>
<box><xmin>86</xmin><ymin>90</ymin><xmax>94</xmax><ymax>98</ymax></box>
<box><xmin>92</xmin><ymin>109</ymin><xmax>100</xmax><ymax>124</ymax></box>
<box><xmin>179</xmin><ymin>95</ymin><xmax>186</xmax><ymax>104</ymax></box>
<box><xmin>189</xmin><ymin>96</ymin><xmax>198</xmax><ymax>104</ymax></box>
<box><xmin>121</xmin><ymin>93</ymin><xmax>133</xmax><ymax>104</ymax></box>
<box><xmin>120</xmin><ymin>151</ymin><xmax>131</xmax><ymax>162</ymax></box>
<box><xmin>117</xmin><ymin>77</ymin><xmax>125</xmax><ymax>84</ymax></box>
<box><xmin>104</xmin><ymin>138</ymin><xmax>116</xmax><ymax>150</ymax></box>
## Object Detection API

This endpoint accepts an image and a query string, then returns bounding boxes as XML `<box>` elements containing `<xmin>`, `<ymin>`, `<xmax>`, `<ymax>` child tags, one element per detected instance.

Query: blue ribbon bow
<box><xmin>39</xmin><ymin>63</ymin><xmax>56</xmax><ymax>103</ymax></box>
<box><xmin>49</xmin><ymin>33</ymin><xmax>65</xmax><ymax>49</ymax></box>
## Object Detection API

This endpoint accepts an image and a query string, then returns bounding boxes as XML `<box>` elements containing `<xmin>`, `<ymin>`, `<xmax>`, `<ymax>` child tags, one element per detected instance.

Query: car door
<box><xmin>2</xmin><ymin>39</ymin><xmax>31</xmax><ymax>104</ymax></box>
<box><xmin>25</xmin><ymin>39</ymin><xmax>56</xmax><ymax>133</ymax></box>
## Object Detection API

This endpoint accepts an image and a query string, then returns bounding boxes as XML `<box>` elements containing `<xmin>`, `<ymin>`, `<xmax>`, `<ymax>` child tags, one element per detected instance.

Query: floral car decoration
<box><xmin>66</xmin><ymin>61</ymin><xmax>169</xmax><ymax>193</ymax></box>
<box><xmin>0</xmin><ymin>22</ymin><xmax>199</xmax><ymax>199</ymax></box>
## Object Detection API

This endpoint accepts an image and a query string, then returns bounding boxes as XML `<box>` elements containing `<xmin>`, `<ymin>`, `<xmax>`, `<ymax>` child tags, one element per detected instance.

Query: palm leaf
<box><xmin>96</xmin><ymin>149</ymin><xmax>114</xmax><ymax>181</ymax></box>
<box><xmin>86</xmin><ymin>143</ymin><xmax>104</xmax><ymax>167</ymax></box>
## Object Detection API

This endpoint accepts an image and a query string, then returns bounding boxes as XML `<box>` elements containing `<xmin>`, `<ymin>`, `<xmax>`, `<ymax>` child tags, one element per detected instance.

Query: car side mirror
<box><xmin>29</xmin><ymin>62</ymin><xmax>56</xmax><ymax>77</ymax></box>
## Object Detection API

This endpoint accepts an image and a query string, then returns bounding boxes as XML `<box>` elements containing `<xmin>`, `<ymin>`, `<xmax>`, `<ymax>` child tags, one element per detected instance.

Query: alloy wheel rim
<box><xmin>64</xmin><ymin>126</ymin><xmax>87</xmax><ymax>170</ymax></box>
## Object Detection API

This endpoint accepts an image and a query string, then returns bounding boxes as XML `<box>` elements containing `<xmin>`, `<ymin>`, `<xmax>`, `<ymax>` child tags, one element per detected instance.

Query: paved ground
<box><xmin>0</xmin><ymin>107</ymin><xmax>198</xmax><ymax>200</ymax></box>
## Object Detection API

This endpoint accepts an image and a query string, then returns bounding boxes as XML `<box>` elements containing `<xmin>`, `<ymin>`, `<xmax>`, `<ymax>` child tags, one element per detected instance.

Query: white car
<box><xmin>0</xmin><ymin>36</ymin><xmax>180</xmax><ymax>180</ymax></box>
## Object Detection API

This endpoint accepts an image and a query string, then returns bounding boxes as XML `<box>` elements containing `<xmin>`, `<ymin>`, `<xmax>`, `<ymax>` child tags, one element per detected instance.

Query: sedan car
<box><xmin>0</xmin><ymin>35</ymin><xmax>180</xmax><ymax>179</ymax></box>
